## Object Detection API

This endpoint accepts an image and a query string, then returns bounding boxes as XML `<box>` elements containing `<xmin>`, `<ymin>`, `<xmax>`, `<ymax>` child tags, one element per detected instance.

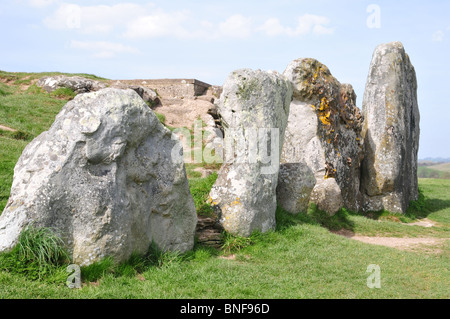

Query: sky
<box><xmin>0</xmin><ymin>0</ymin><xmax>449</xmax><ymax>159</ymax></box>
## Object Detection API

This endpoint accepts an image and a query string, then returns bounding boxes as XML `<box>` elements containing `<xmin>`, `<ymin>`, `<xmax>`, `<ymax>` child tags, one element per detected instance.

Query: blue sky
<box><xmin>1</xmin><ymin>0</ymin><xmax>449</xmax><ymax>159</ymax></box>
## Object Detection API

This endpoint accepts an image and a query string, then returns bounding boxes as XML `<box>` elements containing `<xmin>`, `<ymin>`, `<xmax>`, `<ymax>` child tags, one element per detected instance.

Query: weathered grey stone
<box><xmin>37</xmin><ymin>75</ymin><xmax>107</xmax><ymax>94</ymax></box>
<box><xmin>277</xmin><ymin>162</ymin><xmax>316</xmax><ymax>214</ymax></box>
<box><xmin>0</xmin><ymin>88</ymin><xmax>197</xmax><ymax>265</ymax></box>
<box><xmin>109</xmin><ymin>82</ymin><xmax>160</xmax><ymax>106</ymax></box>
<box><xmin>281</xmin><ymin>58</ymin><xmax>364</xmax><ymax>212</ymax></box>
<box><xmin>361</xmin><ymin>41</ymin><xmax>420</xmax><ymax>213</ymax></box>
<box><xmin>209</xmin><ymin>69</ymin><xmax>292</xmax><ymax>237</ymax></box>
<box><xmin>310</xmin><ymin>178</ymin><xmax>343</xmax><ymax>215</ymax></box>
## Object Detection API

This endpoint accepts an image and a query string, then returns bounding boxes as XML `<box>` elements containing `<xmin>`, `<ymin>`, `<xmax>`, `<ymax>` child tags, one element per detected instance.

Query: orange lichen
<box><xmin>318</xmin><ymin>97</ymin><xmax>332</xmax><ymax>126</ymax></box>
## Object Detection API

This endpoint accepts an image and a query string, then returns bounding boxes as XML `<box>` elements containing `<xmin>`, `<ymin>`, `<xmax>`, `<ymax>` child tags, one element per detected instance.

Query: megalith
<box><xmin>279</xmin><ymin>58</ymin><xmax>364</xmax><ymax>214</ymax></box>
<box><xmin>209</xmin><ymin>69</ymin><xmax>292</xmax><ymax>237</ymax></box>
<box><xmin>361</xmin><ymin>41</ymin><xmax>420</xmax><ymax>213</ymax></box>
<box><xmin>0</xmin><ymin>88</ymin><xmax>197</xmax><ymax>265</ymax></box>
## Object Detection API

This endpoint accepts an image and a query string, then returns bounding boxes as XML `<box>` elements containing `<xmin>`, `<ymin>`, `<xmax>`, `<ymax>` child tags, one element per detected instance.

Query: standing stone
<box><xmin>209</xmin><ymin>69</ymin><xmax>292</xmax><ymax>237</ymax></box>
<box><xmin>280</xmin><ymin>58</ymin><xmax>364</xmax><ymax>214</ymax></box>
<box><xmin>361</xmin><ymin>42</ymin><xmax>420</xmax><ymax>213</ymax></box>
<box><xmin>0</xmin><ymin>88</ymin><xmax>197</xmax><ymax>265</ymax></box>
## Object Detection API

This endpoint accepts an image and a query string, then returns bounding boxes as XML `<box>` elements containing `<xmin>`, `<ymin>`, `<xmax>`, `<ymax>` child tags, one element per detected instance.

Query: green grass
<box><xmin>188</xmin><ymin>172</ymin><xmax>217</xmax><ymax>217</ymax></box>
<box><xmin>154</xmin><ymin>112</ymin><xmax>166</xmax><ymax>125</ymax></box>
<box><xmin>0</xmin><ymin>136</ymin><xmax>29</xmax><ymax>212</ymax></box>
<box><xmin>0</xmin><ymin>83</ymin><xmax>12</xmax><ymax>96</ymax></box>
<box><xmin>1</xmin><ymin>177</ymin><xmax>447</xmax><ymax>299</ymax></box>
<box><xmin>0</xmin><ymin>70</ymin><xmax>108</xmax><ymax>83</ymax></box>
<box><xmin>0</xmin><ymin>225</ymin><xmax>69</xmax><ymax>282</ymax></box>
<box><xmin>0</xmin><ymin>201</ymin><xmax>448</xmax><ymax>298</ymax></box>
<box><xmin>0</xmin><ymin>88</ymin><xmax>67</xmax><ymax>137</ymax></box>
<box><xmin>50</xmin><ymin>87</ymin><xmax>76</xmax><ymax>100</ymax></box>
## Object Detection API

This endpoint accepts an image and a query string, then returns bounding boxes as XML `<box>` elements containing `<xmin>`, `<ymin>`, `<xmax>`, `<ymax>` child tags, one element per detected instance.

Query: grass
<box><xmin>0</xmin><ymin>70</ymin><xmax>108</xmax><ymax>83</ymax></box>
<box><xmin>50</xmin><ymin>87</ymin><xmax>76</xmax><ymax>100</ymax></box>
<box><xmin>0</xmin><ymin>70</ymin><xmax>448</xmax><ymax>298</ymax></box>
<box><xmin>188</xmin><ymin>172</ymin><xmax>217</xmax><ymax>217</ymax></box>
<box><xmin>0</xmin><ymin>83</ymin><xmax>12</xmax><ymax>96</ymax></box>
<box><xmin>0</xmin><ymin>225</ymin><xmax>69</xmax><ymax>282</ymax></box>
<box><xmin>0</xmin><ymin>198</ymin><xmax>448</xmax><ymax>298</ymax></box>
<box><xmin>0</xmin><ymin>137</ymin><xmax>29</xmax><ymax>212</ymax></box>
<box><xmin>154</xmin><ymin>112</ymin><xmax>166</xmax><ymax>125</ymax></box>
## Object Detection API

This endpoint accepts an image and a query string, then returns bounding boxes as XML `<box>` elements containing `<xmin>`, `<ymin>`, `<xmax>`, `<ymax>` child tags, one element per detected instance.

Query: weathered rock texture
<box><xmin>113</xmin><ymin>79</ymin><xmax>214</xmax><ymax>99</ymax></box>
<box><xmin>276</xmin><ymin>163</ymin><xmax>316</xmax><ymax>214</ymax></box>
<box><xmin>0</xmin><ymin>88</ymin><xmax>197</xmax><ymax>265</ymax></box>
<box><xmin>280</xmin><ymin>58</ymin><xmax>364</xmax><ymax>213</ymax></box>
<box><xmin>361</xmin><ymin>42</ymin><xmax>420</xmax><ymax>213</ymax></box>
<box><xmin>310</xmin><ymin>178</ymin><xmax>343</xmax><ymax>215</ymax></box>
<box><xmin>195</xmin><ymin>217</ymin><xmax>223</xmax><ymax>248</ymax></box>
<box><xmin>37</xmin><ymin>75</ymin><xmax>108</xmax><ymax>94</ymax></box>
<box><xmin>109</xmin><ymin>82</ymin><xmax>160</xmax><ymax>106</ymax></box>
<box><xmin>209</xmin><ymin>69</ymin><xmax>292</xmax><ymax>237</ymax></box>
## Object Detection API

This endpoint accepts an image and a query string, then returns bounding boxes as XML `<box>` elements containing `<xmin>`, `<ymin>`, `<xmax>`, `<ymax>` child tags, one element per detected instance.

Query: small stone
<box><xmin>277</xmin><ymin>162</ymin><xmax>316</xmax><ymax>214</ymax></box>
<box><xmin>310</xmin><ymin>178</ymin><xmax>343</xmax><ymax>215</ymax></box>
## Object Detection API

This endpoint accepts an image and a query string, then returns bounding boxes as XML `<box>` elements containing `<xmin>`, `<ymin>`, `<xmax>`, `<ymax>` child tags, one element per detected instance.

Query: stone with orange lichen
<box><xmin>281</xmin><ymin>58</ymin><xmax>364</xmax><ymax>213</ymax></box>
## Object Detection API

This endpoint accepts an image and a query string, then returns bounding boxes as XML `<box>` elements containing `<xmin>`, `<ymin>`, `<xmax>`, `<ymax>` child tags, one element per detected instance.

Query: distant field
<box><xmin>430</xmin><ymin>163</ymin><xmax>450</xmax><ymax>172</ymax></box>
<box><xmin>418</xmin><ymin>165</ymin><xmax>450</xmax><ymax>179</ymax></box>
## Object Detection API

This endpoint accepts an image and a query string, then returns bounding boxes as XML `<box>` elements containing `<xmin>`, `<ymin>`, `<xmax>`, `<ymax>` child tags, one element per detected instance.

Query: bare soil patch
<box><xmin>0</xmin><ymin>124</ymin><xmax>17</xmax><ymax>132</ymax></box>
<box><xmin>332</xmin><ymin>229</ymin><xmax>447</xmax><ymax>254</ymax></box>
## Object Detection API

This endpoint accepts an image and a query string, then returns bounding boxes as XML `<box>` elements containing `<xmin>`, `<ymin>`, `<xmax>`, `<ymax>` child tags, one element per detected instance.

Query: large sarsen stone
<box><xmin>280</xmin><ymin>58</ymin><xmax>364</xmax><ymax>213</ymax></box>
<box><xmin>0</xmin><ymin>88</ymin><xmax>197</xmax><ymax>265</ymax></box>
<box><xmin>209</xmin><ymin>69</ymin><xmax>292</xmax><ymax>237</ymax></box>
<box><xmin>361</xmin><ymin>42</ymin><xmax>420</xmax><ymax>213</ymax></box>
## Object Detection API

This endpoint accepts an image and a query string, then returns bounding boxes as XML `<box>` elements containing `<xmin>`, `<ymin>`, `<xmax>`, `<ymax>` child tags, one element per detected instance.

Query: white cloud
<box><xmin>70</xmin><ymin>40</ymin><xmax>141</xmax><ymax>58</ymax></box>
<box><xmin>258</xmin><ymin>14</ymin><xmax>334</xmax><ymax>37</ymax></box>
<box><xmin>43</xmin><ymin>4</ymin><xmax>332</xmax><ymax>41</ymax></box>
<box><xmin>218</xmin><ymin>14</ymin><xmax>253</xmax><ymax>38</ymax></box>
<box><xmin>432</xmin><ymin>30</ymin><xmax>445</xmax><ymax>42</ymax></box>
<box><xmin>122</xmin><ymin>10</ymin><xmax>190</xmax><ymax>39</ymax></box>
<box><xmin>43</xmin><ymin>3</ymin><xmax>150</xmax><ymax>34</ymax></box>
<box><xmin>312</xmin><ymin>23</ymin><xmax>334</xmax><ymax>35</ymax></box>
<box><xmin>28</xmin><ymin>0</ymin><xmax>57</xmax><ymax>7</ymax></box>
<box><xmin>258</xmin><ymin>18</ymin><xmax>289</xmax><ymax>37</ymax></box>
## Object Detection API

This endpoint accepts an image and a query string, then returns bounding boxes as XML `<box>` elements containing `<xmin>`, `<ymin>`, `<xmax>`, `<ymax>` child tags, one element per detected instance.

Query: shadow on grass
<box><xmin>352</xmin><ymin>187</ymin><xmax>450</xmax><ymax>223</ymax></box>
<box><xmin>420</xmin><ymin>197</ymin><xmax>450</xmax><ymax>214</ymax></box>
<box><xmin>81</xmin><ymin>242</ymin><xmax>223</xmax><ymax>283</ymax></box>
<box><xmin>275</xmin><ymin>204</ymin><xmax>356</xmax><ymax>233</ymax></box>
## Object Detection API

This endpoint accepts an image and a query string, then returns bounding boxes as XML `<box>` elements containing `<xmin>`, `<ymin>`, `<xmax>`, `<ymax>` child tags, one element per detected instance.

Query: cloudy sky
<box><xmin>1</xmin><ymin>0</ymin><xmax>449</xmax><ymax>159</ymax></box>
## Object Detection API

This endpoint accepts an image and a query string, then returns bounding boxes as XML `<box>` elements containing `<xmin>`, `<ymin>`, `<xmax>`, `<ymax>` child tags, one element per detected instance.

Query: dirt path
<box><xmin>0</xmin><ymin>124</ymin><xmax>17</xmax><ymax>132</ymax></box>
<box><xmin>332</xmin><ymin>228</ymin><xmax>447</xmax><ymax>254</ymax></box>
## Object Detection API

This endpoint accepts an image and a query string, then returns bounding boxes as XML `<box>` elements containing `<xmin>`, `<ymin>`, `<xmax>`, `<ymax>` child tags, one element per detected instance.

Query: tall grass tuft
<box><xmin>221</xmin><ymin>232</ymin><xmax>254</xmax><ymax>254</ymax></box>
<box><xmin>17</xmin><ymin>225</ymin><xmax>69</xmax><ymax>266</ymax></box>
<box><xmin>0</xmin><ymin>224</ymin><xmax>69</xmax><ymax>281</ymax></box>
<box><xmin>50</xmin><ymin>87</ymin><xmax>76</xmax><ymax>100</ymax></box>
